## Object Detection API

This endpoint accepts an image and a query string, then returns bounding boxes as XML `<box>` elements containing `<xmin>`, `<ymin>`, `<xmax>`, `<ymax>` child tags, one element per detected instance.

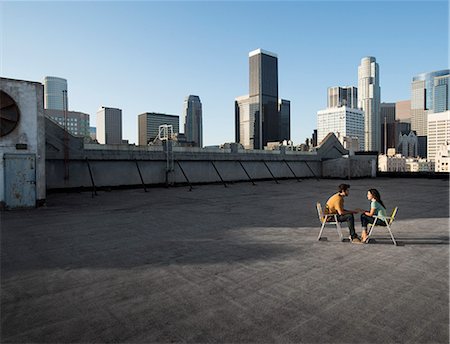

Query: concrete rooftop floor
<box><xmin>1</xmin><ymin>177</ymin><xmax>449</xmax><ymax>344</ymax></box>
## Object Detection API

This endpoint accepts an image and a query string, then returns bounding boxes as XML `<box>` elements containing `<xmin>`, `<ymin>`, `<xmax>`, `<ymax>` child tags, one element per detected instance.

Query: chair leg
<box><xmin>386</xmin><ymin>223</ymin><xmax>398</xmax><ymax>246</ymax></box>
<box><xmin>317</xmin><ymin>221</ymin><xmax>326</xmax><ymax>241</ymax></box>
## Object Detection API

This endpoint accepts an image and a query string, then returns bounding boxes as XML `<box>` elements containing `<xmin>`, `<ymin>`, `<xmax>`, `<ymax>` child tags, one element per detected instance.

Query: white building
<box><xmin>405</xmin><ymin>157</ymin><xmax>434</xmax><ymax>172</ymax></box>
<box><xmin>43</xmin><ymin>76</ymin><xmax>68</xmax><ymax>111</ymax></box>
<box><xmin>435</xmin><ymin>143</ymin><xmax>450</xmax><ymax>172</ymax></box>
<box><xmin>358</xmin><ymin>57</ymin><xmax>381</xmax><ymax>152</ymax></box>
<box><xmin>96</xmin><ymin>107</ymin><xmax>122</xmax><ymax>144</ymax></box>
<box><xmin>427</xmin><ymin>110</ymin><xmax>450</xmax><ymax>162</ymax></box>
<box><xmin>317</xmin><ymin>106</ymin><xmax>365</xmax><ymax>151</ymax></box>
<box><xmin>378</xmin><ymin>154</ymin><xmax>406</xmax><ymax>172</ymax></box>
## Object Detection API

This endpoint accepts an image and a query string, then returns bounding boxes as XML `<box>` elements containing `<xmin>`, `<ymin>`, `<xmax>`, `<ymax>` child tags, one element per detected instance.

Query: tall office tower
<box><xmin>43</xmin><ymin>76</ymin><xmax>68</xmax><ymax>111</ymax></box>
<box><xmin>235</xmin><ymin>49</ymin><xmax>290</xmax><ymax>149</ymax></box>
<box><xmin>327</xmin><ymin>86</ymin><xmax>358</xmax><ymax>108</ymax></box>
<box><xmin>45</xmin><ymin>109</ymin><xmax>90</xmax><ymax>138</ymax></box>
<box><xmin>138</xmin><ymin>112</ymin><xmax>179</xmax><ymax>145</ymax></box>
<box><xmin>96</xmin><ymin>107</ymin><xmax>122</xmax><ymax>144</ymax></box>
<box><xmin>411</xmin><ymin>70</ymin><xmax>449</xmax><ymax>136</ymax></box>
<box><xmin>278</xmin><ymin>99</ymin><xmax>290</xmax><ymax>141</ymax></box>
<box><xmin>395</xmin><ymin>100</ymin><xmax>411</xmax><ymax>123</ymax></box>
<box><xmin>317</xmin><ymin>107</ymin><xmax>365</xmax><ymax>151</ymax></box>
<box><xmin>380</xmin><ymin>103</ymin><xmax>396</xmax><ymax>153</ymax></box>
<box><xmin>433</xmin><ymin>74</ymin><xmax>450</xmax><ymax>113</ymax></box>
<box><xmin>183</xmin><ymin>95</ymin><xmax>203</xmax><ymax>147</ymax></box>
<box><xmin>427</xmin><ymin>111</ymin><xmax>450</xmax><ymax>162</ymax></box>
<box><xmin>358</xmin><ymin>56</ymin><xmax>381</xmax><ymax>152</ymax></box>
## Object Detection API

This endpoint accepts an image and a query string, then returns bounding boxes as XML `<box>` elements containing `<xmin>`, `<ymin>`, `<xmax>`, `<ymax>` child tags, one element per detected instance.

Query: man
<box><xmin>325</xmin><ymin>183</ymin><xmax>362</xmax><ymax>244</ymax></box>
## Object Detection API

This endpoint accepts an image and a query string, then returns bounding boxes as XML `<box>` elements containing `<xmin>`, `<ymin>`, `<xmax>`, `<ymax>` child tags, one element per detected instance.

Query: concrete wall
<box><xmin>0</xmin><ymin>78</ymin><xmax>45</xmax><ymax>207</ymax></box>
<box><xmin>322</xmin><ymin>155</ymin><xmax>377</xmax><ymax>178</ymax></box>
<box><xmin>45</xmin><ymin>117</ymin><xmax>376</xmax><ymax>191</ymax></box>
<box><xmin>46</xmin><ymin>147</ymin><xmax>323</xmax><ymax>189</ymax></box>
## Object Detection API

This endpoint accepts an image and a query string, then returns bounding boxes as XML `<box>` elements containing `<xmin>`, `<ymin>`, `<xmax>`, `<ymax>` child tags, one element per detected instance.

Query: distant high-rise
<box><xmin>411</xmin><ymin>69</ymin><xmax>449</xmax><ymax>136</ymax></box>
<box><xmin>317</xmin><ymin>84</ymin><xmax>364</xmax><ymax>150</ymax></box>
<box><xmin>235</xmin><ymin>49</ymin><xmax>290</xmax><ymax>149</ymax></box>
<box><xmin>138</xmin><ymin>112</ymin><xmax>179</xmax><ymax>145</ymax></box>
<box><xmin>427</xmin><ymin>111</ymin><xmax>450</xmax><ymax>162</ymax></box>
<box><xmin>45</xmin><ymin>109</ymin><xmax>90</xmax><ymax>139</ymax></box>
<box><xmin>380</xmin><ymin>103</ymin><xmax>396</xmax><ymax>154</ymax></box>
<box><xmin>317</xmin><ymin>107</ymin><xmax>365</xmax><ymax>151</ymax></box>
<box><xmin>327</xmin><ymin>86</ymin><xmax>358</xmax><ymax>108</ymax></box>
<box><xmin>358</xmin><ymin>56</ymin><xmax>381</xmax><ymax>152</ymax></box>
<box><xmin>43</xmin><ymin>76</ymin><xmax>68</xmax><ymax>111</ymax></box>
<box><xmin>96</xmin><ymin>107</ymin><xmax>122</xmax><ymax>144</ymax></box>
<box><xmin>395</xmin><ymin>100</ymin><xmax>411</xmax><ymax>123</ymax></box>
<box><xmin>433</xmin><ymin>74</ymin><xmax>450</xmax><ymax>113</ymax></box>
<box><xmin>183</xmin><ymin>95</ymin><xmax>203</xmax><ymax>147</ymax></box>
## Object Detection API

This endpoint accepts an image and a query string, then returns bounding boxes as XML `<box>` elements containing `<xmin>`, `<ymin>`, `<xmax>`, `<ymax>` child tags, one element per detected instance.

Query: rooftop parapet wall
<box><xmin>45</xmin><ymin>118</ymin><xmax>376</xmax><ymax>190</ymax></box>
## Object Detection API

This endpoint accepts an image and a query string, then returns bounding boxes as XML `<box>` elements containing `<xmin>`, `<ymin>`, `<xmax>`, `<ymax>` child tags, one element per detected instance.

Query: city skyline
<box><xmin>1</xmin><ymin>1</ymin><xmax>447</xmax><ymax>146</ymax></box>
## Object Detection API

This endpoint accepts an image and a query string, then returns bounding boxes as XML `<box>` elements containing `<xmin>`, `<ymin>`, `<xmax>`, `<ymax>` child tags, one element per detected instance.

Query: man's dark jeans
<box><xmin>337</xmin><ymin>214</ymin><xmax>357</xmax><ymax>239</ymax></box>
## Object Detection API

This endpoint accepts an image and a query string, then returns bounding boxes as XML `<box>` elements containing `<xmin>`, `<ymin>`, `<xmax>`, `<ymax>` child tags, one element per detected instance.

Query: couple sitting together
<box><xmin>325</xmin><ymin>183</ymin><xmax>387</xmax><ymax>244</ymax></box>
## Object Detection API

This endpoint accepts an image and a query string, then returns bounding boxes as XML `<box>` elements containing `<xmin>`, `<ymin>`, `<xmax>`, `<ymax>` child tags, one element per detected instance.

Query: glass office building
<box><xmin>138</xmin><ymin>112</ymin><xmax>179</xmax><ymax>145</ymax></box>
<box><xmin>183</xmin><ymin>95</ymin><xmax>203</xmax><ymax>147</ymax></box>
<box><xmin>235</xmin><ymin>49</ymin><xmax>290</xmax><ymax>149</ymax></box>
<box><xmin>411</xmin><ymin>69</ymin><xmax>450</xmax><ymax>136</ymax></box>
<box><xmin>43</xmin><ymin>76</ymin><xmax>68</xmax><ymax>111</ymax></box>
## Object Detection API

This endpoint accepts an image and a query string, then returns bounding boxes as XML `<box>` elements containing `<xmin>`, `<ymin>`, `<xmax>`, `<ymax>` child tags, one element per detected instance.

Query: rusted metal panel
<box><xmin>4</xmin><ymin>154</ymin><xmax>36</xmax><ymax>208</ymax></box>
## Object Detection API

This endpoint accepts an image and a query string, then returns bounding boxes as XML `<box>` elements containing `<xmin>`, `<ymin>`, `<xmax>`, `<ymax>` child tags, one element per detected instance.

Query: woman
<box><xmin>359</xmin><ymin>189</ymin><xmax>387</xmax><ymax>243</ymax></box>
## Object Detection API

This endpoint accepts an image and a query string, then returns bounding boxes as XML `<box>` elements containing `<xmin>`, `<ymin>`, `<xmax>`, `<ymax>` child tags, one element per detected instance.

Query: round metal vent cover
<box><xmin>0</xmin><ymin>91</ymin><xmax>21</xmax><ymax>137</ymax></box>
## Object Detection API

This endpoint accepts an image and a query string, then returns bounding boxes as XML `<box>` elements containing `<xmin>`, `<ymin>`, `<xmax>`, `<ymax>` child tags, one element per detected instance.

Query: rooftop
<box><xmin>1</xmin><ymin>178</ymin><xmax>449</xmax><ymax>343</ymax></box>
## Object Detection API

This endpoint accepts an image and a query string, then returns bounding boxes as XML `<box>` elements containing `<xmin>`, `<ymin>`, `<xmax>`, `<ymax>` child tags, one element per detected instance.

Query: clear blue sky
<box><xmin>1</xmin><ymin>1</ymin><xmax>448</xmax><ymax>146</ymax></box>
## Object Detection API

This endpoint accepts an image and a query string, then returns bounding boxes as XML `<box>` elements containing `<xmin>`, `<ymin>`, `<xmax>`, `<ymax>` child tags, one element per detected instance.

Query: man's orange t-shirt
<box><xmin>325</xmin><ymin>193</ymin><xmax>344</xmax><ymax>215</ymax></box>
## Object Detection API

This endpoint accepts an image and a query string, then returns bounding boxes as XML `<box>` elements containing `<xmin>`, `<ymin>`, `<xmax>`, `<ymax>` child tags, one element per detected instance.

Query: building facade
<box><xmin>433</xmin><ymin>74</ymin><xmax>450</xmax><ymax>113</ymax></box>
<box><xmin>43</xmin><ymin>76</ymin><xmax>68</xmax><ymax>111</ymax></box>
<box><xmin>317</xmin><ymin>106</ymin><xmax>365</xmax><ymax>151</ymax></box>
<box><xmin>138</xmin><ymin>112</ymin><xmax>179</xmax><ymax>145</ymax></box>
<box><xmin>380</xmin><ymin>102</ymin><xmax>396</xmax><ymax>154</ymax></box>
<box><xmin>397</xmin><ymin>131</ymin><xmax>418</xmax><ymax>157</ymax></box>
<box><xmin>411</xmin><ymin>69</ymin><xmax>450</xmax><ymax>136</ymax></box>
<box><xmin>183</xmin><ymin>95</ymin><xmax>203</xmax><ymax>147</ymax></box>
<box><xmin>96</xmin><ymin>107</ymin><xmax>122</xmax><ymax>144</ymax></box>
<box><xmin>358</xmin><ymin>56</ymin><xmax>381</xmax><ymax>152</ymax></box>
<box><xmin>235</xmin><ymin>49</ymin><xmax>290</xmax><ymax>149</ymax></box>
<box><xmin>427</xmin><ymin>110</ymin><xmax>450</xmax><ymax>162</ymax></box>
<box><xmin>395</xmin><ymin>100</ymin><xmax>411</xmax><ymax>123</ymax></box>
<box><xmin>45</xmin><ymin>109</ymin><xmax>90</xmax><ymax>139</ymax></box>
<box><xmin>327</xmin><ymin>86</ymin><xmax>358</xmax><ymax>108</ymax></box>
<box><xmin>435</xmin><ymin>143</ymin><xmax>450</xmax><ymax>172</ymax></box>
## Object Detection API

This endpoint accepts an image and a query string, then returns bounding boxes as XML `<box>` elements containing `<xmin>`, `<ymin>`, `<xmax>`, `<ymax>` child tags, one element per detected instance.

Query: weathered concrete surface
<box><xmin>1</xmin><ymin>178</ymin><xmax>449</xmax><ymax>343</ymax></box>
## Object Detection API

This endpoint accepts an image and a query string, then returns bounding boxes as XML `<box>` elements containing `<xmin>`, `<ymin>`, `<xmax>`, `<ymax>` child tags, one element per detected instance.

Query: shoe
<box><xmin>351</xmin><ymin>237</ymin><xmax>363</xmax><ymax>244</ymax></box>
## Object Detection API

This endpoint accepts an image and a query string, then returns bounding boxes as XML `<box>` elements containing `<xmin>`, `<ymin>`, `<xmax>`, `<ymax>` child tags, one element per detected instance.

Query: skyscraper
<box><xmin>327</xmin><ymin>86</ymin><xmax>358</xmax><ymax>108</ymax></box>
<box><xmin>411</xmin><ymin>69</ymin><xmax>450</xmax><ymax>136</ymax></box>
<box><xmin>235</xmin><ymin>49</ymin><xmax>290</xmax><ymax>149</ymax></box>
<box><xmin>96</xmin><ymin>107</ymin><xmax>122</xmax><ymax>144</ymax></box>
<box><xmin>433</xmin><ymin>74</ymin><xmax>450</xmax><ymax>113</ymax></box>
<box><xmin>317</xmin><ymin>107</ymin><xmax>365</xmax><ymax>151</ymax></box>
<box><xmin>138</xmin><ymin>112</ymin><xmax>179</xmax><ymax>145</ymax></box>
<box><xmin>183</xmin><ymin>95</ymin><xmax>203</xmax><ymax>147</ymax></box>
<box><xmin>43</xmin><ymin>76</ymin><xmax>68</xmax><ymax>111</ymax></box>
<box><xmin>358</xmin><ymin>56</ymin><xmax>381</xmax><ymax>152</ymax></box>
<box><xmin>380</xmin><ymin>102</ymin><xmax>396</xmax><ymax>154</ymax></box>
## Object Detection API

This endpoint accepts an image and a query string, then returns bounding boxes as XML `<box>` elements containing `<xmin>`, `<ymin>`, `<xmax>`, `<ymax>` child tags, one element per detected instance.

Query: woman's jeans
<box><xmin>361</xmin><ymin>214</ymin><xmax>387</xmax><ymax>229</ymax></box>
